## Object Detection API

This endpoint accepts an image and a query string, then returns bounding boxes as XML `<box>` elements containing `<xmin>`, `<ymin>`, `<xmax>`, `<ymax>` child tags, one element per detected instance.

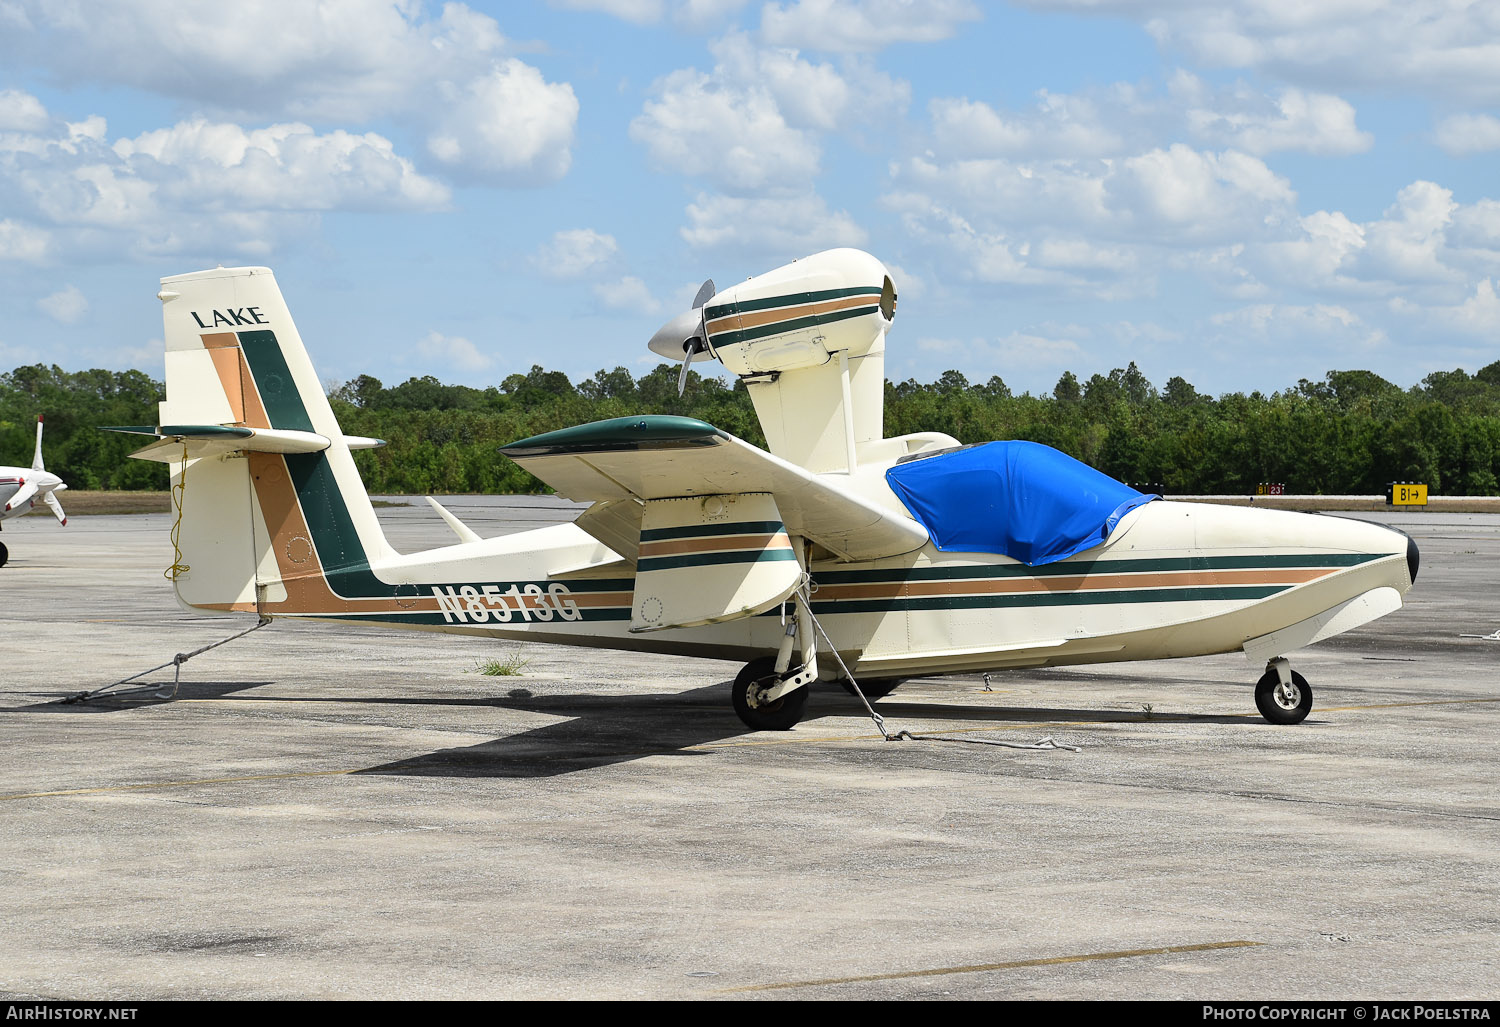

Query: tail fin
<box><xmin>31</xmin><ymin>415</ymin><xmax>44</xmax><ymax>472</ymax></box>
<box><xmin>149</xmin><ymin>266</ymin><xmax>393</xmax><ymax>614</ymax></box>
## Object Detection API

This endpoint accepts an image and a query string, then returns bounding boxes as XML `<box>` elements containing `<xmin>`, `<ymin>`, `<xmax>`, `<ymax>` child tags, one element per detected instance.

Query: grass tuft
<box><xmin>474</xmin><ymin>652</ymin><xmax>530</xmax><ymax>677</ymax></box>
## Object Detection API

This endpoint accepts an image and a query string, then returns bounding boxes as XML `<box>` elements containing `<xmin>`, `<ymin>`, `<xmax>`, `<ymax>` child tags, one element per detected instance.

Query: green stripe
<box><xmin>811</xmin><ymin>585</ymin><xmax>1288</xmax><ymax>615</ymax></box>
<box><xmin>640</xmin><ymin>520</ymin><xmax>785</xmax><ymax>543</ymax></box>
<box><xmin>704</xmin><ymin>285</ymin><xmax>881</xmax><ymax>320</ymax></box>
<box><xmin>239</xmin><ymin>330</ymin><xmax>314</xmax><ymax>432</ymax></box>
<box><xmin>638</xmin><ymin>549</ymin><xmax>800</xmax><ymax>573</ymax></box>
<box><xmin>707</xmin><ymin>304</ymin><xmax>879</xmax><ymax>349</ymax></box>
<box><xmin>813</xmin><ymin>553</ymin><xmax>1382</xmax><ymax>585</ymax></box>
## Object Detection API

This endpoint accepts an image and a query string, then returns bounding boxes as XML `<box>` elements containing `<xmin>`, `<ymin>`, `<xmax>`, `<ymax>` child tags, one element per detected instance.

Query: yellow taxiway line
<box><xmin>715</xmin><ymin>939</ymin><xmax>1263</xmax><ymax>993</ymax></box>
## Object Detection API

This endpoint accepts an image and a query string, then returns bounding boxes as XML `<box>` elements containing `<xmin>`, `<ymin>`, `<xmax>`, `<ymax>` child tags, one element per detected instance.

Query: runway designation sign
<box><xmin>1387</xmin><ymin>482</ymin><xmax>1429</xmax><ymax>506</ymax></box>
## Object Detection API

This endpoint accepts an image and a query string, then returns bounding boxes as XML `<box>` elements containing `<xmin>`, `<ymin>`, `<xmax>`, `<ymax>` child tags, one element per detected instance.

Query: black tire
<box><xmin>731</xmin><ymin>656</ymin><xmax>809</xmax><ymax>731</ymax></box>
<box><xmin>1255</xmin><ymin>668</ymin><xmax>1313</xmax><ymax>725</ymax></box>
<box><xmin>839</xmin><ymin>677</ymin><xmax>903</xmax><ymax>699</ymax></box>
<box><xmin>0</xmin><ymin>540</ymin><xmax>8</xmax><ymax>568</ymax></box>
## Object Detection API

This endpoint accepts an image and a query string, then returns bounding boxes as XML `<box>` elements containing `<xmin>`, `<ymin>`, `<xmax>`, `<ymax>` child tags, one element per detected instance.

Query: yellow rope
<box><xmin>164</xmin><ymin>440</ymin><xmax>191</xmax><ymax>581</ymax></box>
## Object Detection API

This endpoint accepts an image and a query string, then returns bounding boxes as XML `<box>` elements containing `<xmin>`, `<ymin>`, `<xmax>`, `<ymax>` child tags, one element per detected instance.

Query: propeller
<box><xmin>647</xmin><ymin>278</ymin><xmax>716</xmax><ymax>397</ymax></box>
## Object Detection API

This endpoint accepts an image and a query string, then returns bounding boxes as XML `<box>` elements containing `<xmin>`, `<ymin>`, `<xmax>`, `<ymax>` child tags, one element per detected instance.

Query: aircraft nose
<box><xmin>1407</xmin><ymin>532</ymin><xmax>1420</xmax><ymax>583</ymax></box>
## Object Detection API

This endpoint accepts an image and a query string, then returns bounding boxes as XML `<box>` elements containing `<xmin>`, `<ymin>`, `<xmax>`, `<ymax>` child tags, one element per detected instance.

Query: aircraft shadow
<box><xmin>1</xmin><ymin>680</ymin><xmax>271</xmax><ymax>713</ymax></box>
<box><xmin>356</xmin><ymin>683</ymin><xmax>751</xmax><ymax>780</ymax></box>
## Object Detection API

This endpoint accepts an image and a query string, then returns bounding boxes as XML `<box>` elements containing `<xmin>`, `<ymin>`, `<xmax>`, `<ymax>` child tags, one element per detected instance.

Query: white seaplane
<box><xmin>1</xmin><ymin>415</ymin><xmax>69</xmax><ymax>567</ymax></box>
<box><xmin>109</xmin><ymin>250</ymin><xmax>1418</xmax><ymax>729</ymax></box>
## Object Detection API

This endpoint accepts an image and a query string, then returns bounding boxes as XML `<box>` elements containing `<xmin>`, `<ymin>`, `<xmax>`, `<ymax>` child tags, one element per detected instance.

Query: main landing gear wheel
<box><xmin>1255</xmin><ymin>668</ymin><xmax>1313</xmax><ymax>725</ymax></box>
<box><xmin>732</xmin><ymin>656</ymin><xmax>809</xmax><ymax>731</ymax></box>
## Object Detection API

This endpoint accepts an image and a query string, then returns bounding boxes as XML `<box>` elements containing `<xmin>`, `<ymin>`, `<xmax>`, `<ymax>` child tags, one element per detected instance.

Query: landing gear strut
<box><xmin>1255</xmin><ymin>658</ymin><xmax>1312</xmax><ymax>725</ymax></box>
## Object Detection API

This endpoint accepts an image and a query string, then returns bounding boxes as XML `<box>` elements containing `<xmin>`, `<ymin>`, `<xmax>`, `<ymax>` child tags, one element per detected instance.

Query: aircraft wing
<box><xmin>501</xmin><ymin>415</ymin><xmax>928</xmax><ymax>564</ymax></box>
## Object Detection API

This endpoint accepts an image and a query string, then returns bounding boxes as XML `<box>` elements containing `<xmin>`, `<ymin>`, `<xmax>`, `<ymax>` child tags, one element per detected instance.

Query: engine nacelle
<box><xmin>705</xmin><ymin>248</ymin><xmax>895</xmax><ymax>377</ymax></box>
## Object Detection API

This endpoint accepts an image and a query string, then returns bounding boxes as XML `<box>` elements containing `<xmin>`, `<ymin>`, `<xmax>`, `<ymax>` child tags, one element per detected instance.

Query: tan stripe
<box><xmin>706</xmin><ymin>293</ymin><xmax>878</xmax><ymax>336</ymax></box>
<box><xmin>199</xmin><ymin>333</ymin><xmax>272</xmax><ymax>428</ymax></box>
<box><xmin>638</xmin><ymin>533</ymin><xmax>792</xmax><ymax>557</ymax></box>
<box><xmin>234</xmin><ymin>346</ymin><xmax>272</xmax><ymax>428</ymax></box>
<box><xmin>716</xmin><ymin>940</ymin><xmax>1263</xmax><ymax>993</ymax></box>
<box><xmin>816</xmin><ymin>567</ymin><xmax>1335</xmax><ymax>602</ymax></box>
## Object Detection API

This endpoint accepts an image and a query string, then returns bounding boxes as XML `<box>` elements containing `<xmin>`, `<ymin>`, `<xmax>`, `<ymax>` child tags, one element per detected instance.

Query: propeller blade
<box><xmin>691</xmin><ymin>278</ymin><xmax>716</xmax><ymax>310</ymax></box>
<box><xmin>677</xmin><ymin>338</ymin><xmax>705</xmax><ymax>396</ymax></box>
<box><xmin>32</xmin><ymin>414</ymin><xmax>44</xmax><ymax>472</ymax></box>
<box><xmin>6</xmin><ymin>479</ymin><xmax>38</xmax><ymax>514</ymax></box>
<box><xmin>43</xmin><ymin>489</ymin><xmax>66</xmax><ymax>526</ymax></box>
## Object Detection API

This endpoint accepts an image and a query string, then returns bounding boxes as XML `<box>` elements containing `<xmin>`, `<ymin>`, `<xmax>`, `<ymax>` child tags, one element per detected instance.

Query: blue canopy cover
<box><xmin>884</xmin><ymin>441</ymin><xmax>1159</xmax><ymax>566</ymax></box>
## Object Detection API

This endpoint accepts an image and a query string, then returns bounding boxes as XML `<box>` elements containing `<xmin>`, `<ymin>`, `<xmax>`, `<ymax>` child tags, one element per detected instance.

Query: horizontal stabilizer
<box><xmin>109</xmin><ymin>425</ymin><xmax>385</xmax><ymax>458</ymax></box>
<box><xmin>502</xmin><ymin>415</ymin><xmax>927</xmax><ymax>562</ymax></box>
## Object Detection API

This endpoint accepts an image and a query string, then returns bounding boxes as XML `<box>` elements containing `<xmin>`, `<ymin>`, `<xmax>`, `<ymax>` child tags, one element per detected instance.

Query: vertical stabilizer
<box><xmin>152</xmin><ymin>267</ymin><xmax>392</xmax><ymax>613</ymax></box>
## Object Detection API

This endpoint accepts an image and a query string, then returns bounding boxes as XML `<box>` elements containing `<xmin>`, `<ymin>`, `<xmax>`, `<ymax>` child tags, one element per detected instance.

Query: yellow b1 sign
<box><xmin>1386</xmin><ymin>482</ymin><xmax>1429</xmax><ymax>506</ymax></box>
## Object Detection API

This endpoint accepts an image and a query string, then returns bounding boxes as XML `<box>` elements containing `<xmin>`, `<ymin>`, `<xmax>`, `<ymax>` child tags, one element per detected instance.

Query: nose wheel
<box><xmin>0</xmin><ymin>540</ymin><xmax>8</xmax><ymax>568</ymax></box>
<box><xmin>1255</xmin><ymin>663</ymin><xmax>1312</xmax><ymax>724</ymax></box>
<box><xmin>732</xmin><ymin>656</ymin><xmax>810</xmax><ymax>731</ymax></box>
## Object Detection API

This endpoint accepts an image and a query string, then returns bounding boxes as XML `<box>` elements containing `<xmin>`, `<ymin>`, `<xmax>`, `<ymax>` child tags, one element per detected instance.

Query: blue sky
<box><xmin>2</xmin><ymin>0</ymin><xmax>1498</xmax><ymax>398</ymax></box>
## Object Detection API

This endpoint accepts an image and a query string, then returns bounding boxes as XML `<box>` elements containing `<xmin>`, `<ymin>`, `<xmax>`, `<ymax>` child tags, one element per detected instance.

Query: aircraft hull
<box><xmin>259</xmin><ymin>500</ymin><xmax>1413</xmax><ymax>681</ymax></box>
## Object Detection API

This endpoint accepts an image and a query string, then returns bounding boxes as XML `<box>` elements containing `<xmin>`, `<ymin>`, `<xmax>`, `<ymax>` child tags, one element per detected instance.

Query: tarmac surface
<box><xmin>0</xmin><ymin>499</ymin><xmax>1496</xmax><ymax>1001</ymax></box>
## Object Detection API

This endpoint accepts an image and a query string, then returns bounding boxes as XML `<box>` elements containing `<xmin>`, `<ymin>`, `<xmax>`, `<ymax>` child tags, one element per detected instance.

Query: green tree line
<box><xmin>5</xmin><ymin>358</ymin><xmax>1500</xmax><ymax>496</ymax></box>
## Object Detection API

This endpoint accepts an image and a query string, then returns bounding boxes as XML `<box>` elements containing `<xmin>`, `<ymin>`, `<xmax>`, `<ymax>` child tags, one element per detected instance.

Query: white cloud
<box><xmin>1433</xmin><ymin>113</ymin><xmax>1500</xmax><ymax>156</ymax></box>
<box><xmin>1013</xmin><ymin>0</ymin><xmax>1500</xmax><ymax>104</ymax></box>
<box><xmin>0</xmin><ymin>1</ymin><xmax>507</xmax><ymax>122</ymax></box>
<box><xmin>709</xmin><ymin>32</ymin><xmax>909</xmax><ymax>132</ymax></box>
<box><xmin>889</xmin><ymin>143</ymin><xmax>1296</xmax><ymax>246</ymax></box>
<box><xmin>0</xmin><ymin>219</ymin><xmax>51</xmax><ymax>262</ymax></box>
<box><xmin>984</xmin><ymin>331</ymin><xmax>1084</xmax><ymax>368</ymax></box>
<box><xmin>1350</xmin><ymin>180</ymin><xmax>1459</xmax><ymax>284</ymax></box>
<box><xmin>549</xmin><ymin>0</ymin><xmax>751</xmax><ymax>27</ymax></box>
<box><xmin>1</xmin><ymin>2</ymin><xmax>579</xmax><ymax>186</ymax></box>
<box><xmin>0</xmin><ymin>95</ymin><xmax>449</xmax><ymax>262</ymax></box>
<box><xmin>114</xmin><ymin>120</ymin><xmax>451</xmax><ymax>211</ymax></box>
<box><xmin>1428</xmin><ymin>278</ymin><xmax>1500</xmax><ymax>337</ymax></box>
<box><xmin>0</xmin><ymin>89</ymin><xmax>48</xmax><ymax>132</ymax></box>
<box><xmin>761</xmin><ymin>0</ymin><xmax>982</xmax><ymax>53</ymax></box>
<box><xmin>38</xmin><ymin>285</ymin><xmax>87</xmax><ymax>324</ymax></box>
<box><xmin>926</xmin><ymin>74</ymin><xmax>1370</xmax><ymax>164</ymax></box>
<box><xmin>533</xmin><ymin>229</ymin><xmax>620</xmax><ymax>278</ymax></box>
<box><xmin>680</xmin><ymin>191</ymin><xmax>867</xmax><ymax>251</ymax></box>
<box><xmin>416</xmin><ymin>331</ymin><xmax>493</xmax><ymax>373</ymax></box>
<box><xmin>631</xmin><ymin>67</ymin><xmax>821</xmax><ymax>192</ymax></box>
<box><xmin>1179</xmin><ymin>81</ymin><xmax>1372</xmax><ymax>156</ymax></box>
<box><xmin>929</xmin><ymin>93</ymin><xmax>1125</xmax><ymax>160</ymax></box>
<box><xmin>425</xmin><ymin>60</ymin><xmax>578</xmax><ymax>185</ymax></box>
<box><xmin>1208</xmin><ymin>302</ymin><xmax>1386</xmax><ymax>351</ymax></box>
<box><xmin>593</xmin><ymin>275</ymin><xmax>663</xmax><ymax>314</ymax></box>
<box><xmin>630</xmin><ymin>30</ymin><xmax>908</xmax><ymax>194</ymax></box>
<box><xmin>1108</xmin><ymin>145</ymin><xmax>1297</xmax><ymax>241</ymax></box>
